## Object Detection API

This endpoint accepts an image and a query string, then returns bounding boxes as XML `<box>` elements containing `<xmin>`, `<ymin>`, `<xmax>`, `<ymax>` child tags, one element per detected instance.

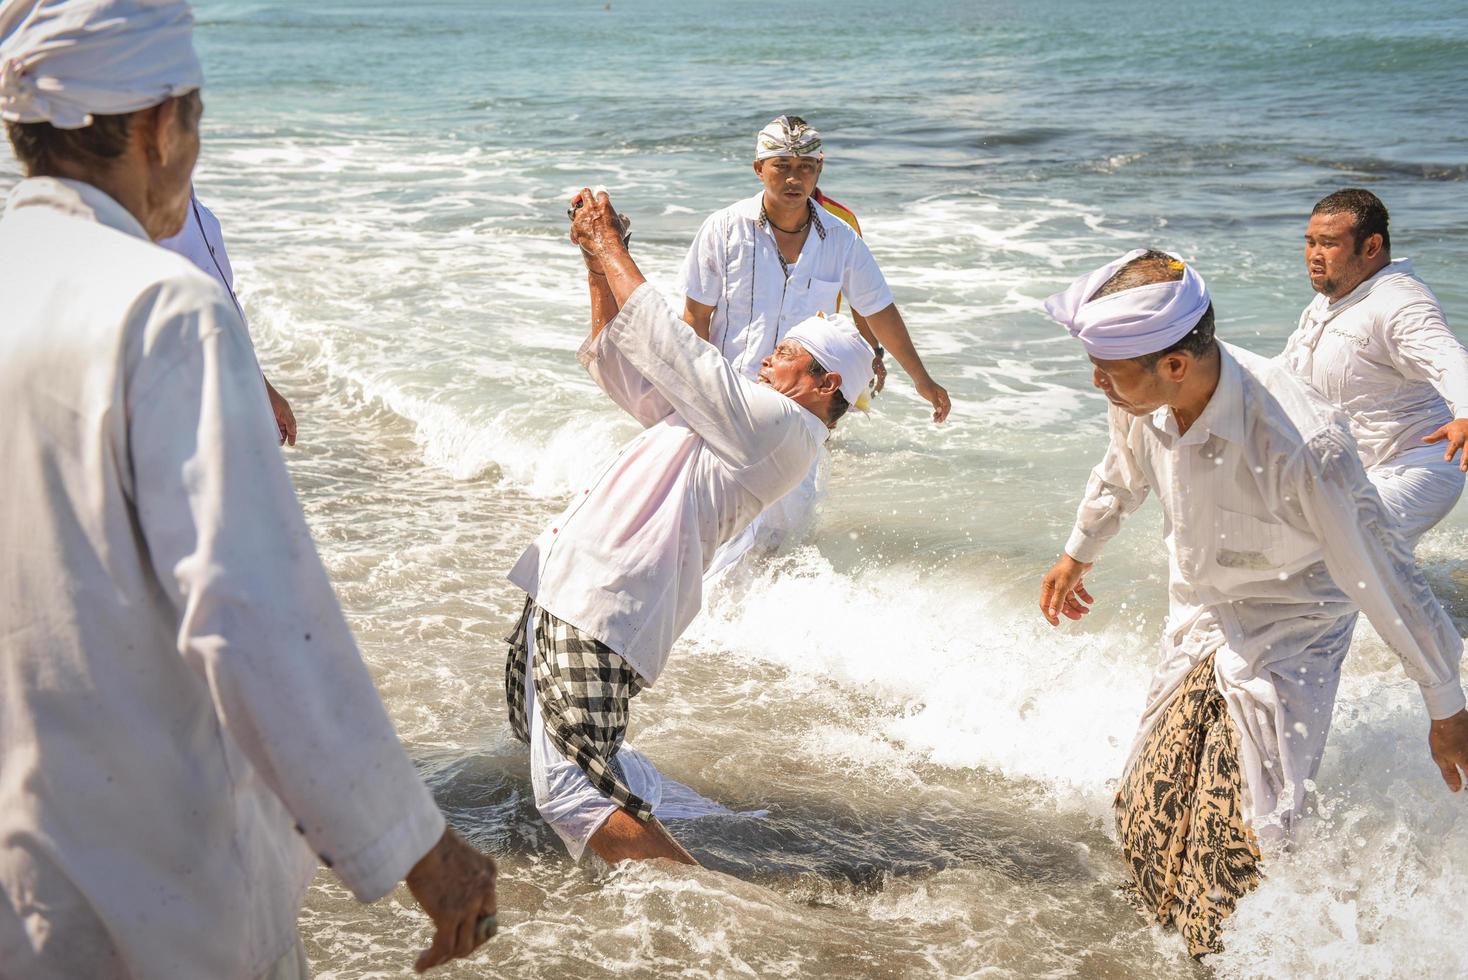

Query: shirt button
<box><xmin>552</xmin><ymin>528</ymin><xmax>558</xmax><ymax>534</ymax></box>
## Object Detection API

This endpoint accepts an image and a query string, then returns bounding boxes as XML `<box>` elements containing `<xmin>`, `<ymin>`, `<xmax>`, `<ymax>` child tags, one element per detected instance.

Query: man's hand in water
<box><xmin>1039</xmin><ymin>554</ymin><xmax>1094</xmax><ymax>626</ymax></box>
<box><xmin>568</xmin><ymin>188</ymin><xmax>630</xmax><ymax>276</ymax></box>
<box><xmin>1429</xmin><ymin>709</ymin><xmax>1468</xmax><ymax>791</ymax></box>
<box><xmin>405</xmin><ymin>827</ymin><xmax>498</xmax><ymax>973</ymax></box>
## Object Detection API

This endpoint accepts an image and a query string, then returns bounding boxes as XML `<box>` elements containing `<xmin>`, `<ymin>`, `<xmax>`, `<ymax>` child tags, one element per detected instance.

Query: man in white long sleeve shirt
<box><xmin>503</xmin><ymin>188</ymin><xmax>874</xmax><ymax>864</ymax></box>
<box><xmin>0</xmin><ymin>2</ymin><xmax>496</xmax><ymax>975</ymax></box>
<box><xmin>1282</xmin><ymin>188</ymin><xmax>1468</xmax><ymax>543</ymax></box>
<box><xmin>1036</xmin><ymin>249</ymin><xmax>1468</xmax><ymax>957</ymax></box>
<box><xmin>160</xmin><ymin>187</ymin><xmax>298</xmax><ymax>445</ymax></box>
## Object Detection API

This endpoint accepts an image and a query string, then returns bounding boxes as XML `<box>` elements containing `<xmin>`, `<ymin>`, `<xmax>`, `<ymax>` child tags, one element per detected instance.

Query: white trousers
<box><xmin>1368</xmin><ymin>442</ymin><xmax>1465</xmax><ymax>545</ymax></box>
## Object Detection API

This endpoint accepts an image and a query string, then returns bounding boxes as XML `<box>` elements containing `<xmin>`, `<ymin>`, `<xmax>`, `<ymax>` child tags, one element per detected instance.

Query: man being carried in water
<box><xmin>502</xmin><ymin>188</ymin><xmax>875</xmax><ymax>863</ymax></box>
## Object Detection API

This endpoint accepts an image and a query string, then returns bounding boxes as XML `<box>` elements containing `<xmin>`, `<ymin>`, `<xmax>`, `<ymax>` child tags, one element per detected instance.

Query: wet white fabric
<box><xmin>786</xmin><ymin>312</ymin><xmax>875</xmax><ymax>407</ymax></box>
<box><xmin>509</xmin><ymin>283</ymin><xmax>827</xmax><ymax>684</ymax></box>
<box><xmin>0</xmin><ymin>178</ymin><xmax>444</xmax><ymax>979</ymax></box>
<box><xmin>1281</xmin><ymin>257</ymin><xmax>1468</xmax><ymax>470</ymax></box>
<box><xmin>706</xmin><ymin>445</ymin><xmax>828</xmax><ymax>582</ymax></box>
<box><xmin>1370</xmin><ymin>442</ymin><xmax>1465</xmax><ymax>544</ymax></box>
<box><xmin>679</xmin><ymin>192</ymin><xmax>894</xmax><ymax>381</ymax></box>
<box><xmin>1044</xmin><ymin>248</ymin><xmax>1211</xmax><ymax>359</ymax></box>
<box><xmin>1066</xmin><ymin>343</ymin><xmax>1464</xmax><ymax>831</ymax></box>
<box><xmin>0</xmin><ymin>0</ymin><xmax>203</xmax><ymax>129</ymax></box>
<box><xmin>525</xmin><ymin>674</ymin><xmax>754</xmax><ymax>861</ymax></box>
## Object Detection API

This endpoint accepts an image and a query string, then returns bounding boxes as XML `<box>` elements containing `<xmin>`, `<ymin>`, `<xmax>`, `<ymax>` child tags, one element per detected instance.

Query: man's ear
<box><xmin>1162</xmin><ymin>353</ymin><xmax>1191</xmax><ymax>383</ymax></box>
<box><xmin>132</xmin><ymin>102</ymin><xmax>167</xmax><ymax>166</ymax></box>
<box><xmin>753</xmin><ymin>159</ymin><xmax>764</xmax><ymax>177</ymax></box>
<box><xmin>821</xmin><ymin>370</ymin><xmax>843</xmax><ymax>396</ymax></box>
<box><xmin>1362</xmin><ymin>231</ymin><xmax>1385</xmax><ymax>260</ymax></box>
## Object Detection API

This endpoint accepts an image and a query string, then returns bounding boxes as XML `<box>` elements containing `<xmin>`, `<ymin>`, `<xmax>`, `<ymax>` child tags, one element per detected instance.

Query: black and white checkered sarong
<box><xmin>504</xmin><ymin>594</ymin><xmax>653</xmax><ymax>822</ymax></box>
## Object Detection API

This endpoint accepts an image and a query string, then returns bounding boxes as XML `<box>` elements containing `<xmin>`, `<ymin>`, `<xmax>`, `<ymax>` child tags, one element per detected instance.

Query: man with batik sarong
<box><xmin>1036</xmin><ymin>249</ymin><xmax>1468</xmax><ymax>956</ymax></box>
<box><xmin>503</xmin><ymin>188</ymin><xmax>875</xmax><ymax>864</ymax></box>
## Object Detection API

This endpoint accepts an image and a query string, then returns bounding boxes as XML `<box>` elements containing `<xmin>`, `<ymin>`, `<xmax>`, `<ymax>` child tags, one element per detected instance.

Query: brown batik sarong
<box><xmin>1115</xmin><ymin>652</ymin><xmax>1263</xmax><ymax>957</ymax></box>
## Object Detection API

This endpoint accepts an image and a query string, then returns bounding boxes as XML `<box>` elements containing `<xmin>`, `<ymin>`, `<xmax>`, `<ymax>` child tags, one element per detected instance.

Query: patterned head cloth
<box><xmin>755</xmin><ymin>114</ymin><xmax>823</xmax><ymax>161</ymax></box>
<box><xmin>0</xmin><ymin>0</ymin><xmax>202</xmax><ymax>130</ymax></box>
<box><xmin>1043</xmin><ymin>249</ymin><xmax>1210</xmax><ymax>360</ymax></box>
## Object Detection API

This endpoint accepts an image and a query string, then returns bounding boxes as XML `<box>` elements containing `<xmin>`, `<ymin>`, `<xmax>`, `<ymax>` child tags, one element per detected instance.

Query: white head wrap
<box><xmin>0</xmin><ymin>0</ymin><xmax>202</xmax><ymax>130</ymax></box>
<box><xmin>1043</xmin><ymin>249</ymin><xmax>1211</xmax><ymax>360</ymax></box>
<box><xmin>785</xmin><ymin>313</ymin><xmax>875</xmax><ymax>412</ymax></box>
<box><xmin>755</xmin><ymin>114</ymin><xmax>823</xmax><ymax>161</ymax></box>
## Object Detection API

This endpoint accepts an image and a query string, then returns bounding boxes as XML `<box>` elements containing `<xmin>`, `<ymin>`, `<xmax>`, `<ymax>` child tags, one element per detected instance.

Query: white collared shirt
<box><xmin>1065</xmin><ymin>343</ymin><xmax>1464</xmax><ymax>721</ymax></box>
<box><xmin>678</xmin><ymin>192</ymin><xmax>894</xmax><ymax>379</ymax></box>
<box><xmin>1281</xmin><ymin>258</ymin><xmax>1468</xmax><ymax>470</ymax></box>
<box><xmin>508</xmin><ymin>283</ymin><xmax>827</xmax><ymax>683</ymax></box>
<box><xmin>0</xmin><ymin>178</ymin><xmax>444</xmax><ymax>979</ymax></box>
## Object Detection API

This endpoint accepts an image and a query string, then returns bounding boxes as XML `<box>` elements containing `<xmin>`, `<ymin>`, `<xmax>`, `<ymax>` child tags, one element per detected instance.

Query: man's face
<box><xmin>758</xmin><ymin>338</ymin><xmax>840</xmax><ymax>424</ymax></box>
<box><xmin>148</xmin><ymin>90</ymin><xmax>202</xmax><ymax>240</ymax></box>
<box><xmin>1089</xmin><ymin>354</ymin><xmax>1169</xmax><ymax>416</ymax></box>
<box><xmin>754</xmin><ymin>155</ymin><xmax>822</xmax><ymax>210</ymax></box>
<box><xmin>1304</xmin><ymin>211</ymin><xmax>1377</xmax><ymax>300</ymax></box>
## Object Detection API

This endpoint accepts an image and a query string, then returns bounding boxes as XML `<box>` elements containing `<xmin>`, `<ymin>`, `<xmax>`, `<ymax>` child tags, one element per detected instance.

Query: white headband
<box><xmin>1043</xmin><ymin>249</ymin><xmax>1210</xmax><ymax>360</ymax></box>
<box><xmin>0</xmin><ymin>0</ymin><xmax>202</xmax><ymax>130</ymax></box>
<box><xmin>785</xmin><ymin>313</ymin><xmax>874</xmax><ymax>412</ymax></box>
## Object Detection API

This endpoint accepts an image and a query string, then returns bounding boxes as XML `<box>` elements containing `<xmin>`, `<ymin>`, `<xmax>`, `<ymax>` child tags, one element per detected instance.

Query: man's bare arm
<box><xmin>570</xmin><ymin>188</ymin><xmax>645</xmax><ymax>308</ymax></box>
<box><xmin>861</xmin><ymin>302</ymin><xmax>950</xmax><ymax>421</ymax></box>
<box><xmin>683</xmin><ymin>297</ymin><xmax>715</xmax><ymax>341</ymax></box>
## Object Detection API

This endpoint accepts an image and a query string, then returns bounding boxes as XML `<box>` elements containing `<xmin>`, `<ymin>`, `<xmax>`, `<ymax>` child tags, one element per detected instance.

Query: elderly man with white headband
<box><xmin>0</xmin><ymin>2</ymin><xmax>498</xmax><ymax>976</ymax></box>
<box><xmin>499</xmin><ymin>188</ymin><xmax>874</xmax><ymax>864</ymax></box>
<box><xmin>679</xmin><ymin>113</ymin><xmax>951</xmax><ymax>575</ymax></box>
<box><xmin>1036</xmin><ymin>249</ymin><xmax>1468</xmax><ymax>957</ymax></box>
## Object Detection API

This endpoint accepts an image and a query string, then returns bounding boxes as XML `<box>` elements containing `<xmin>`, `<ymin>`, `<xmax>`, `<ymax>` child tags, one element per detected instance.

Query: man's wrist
<box><xmin>872</xmin><ymin>344</ymin><xmax>884</xmax><ymax>359</ymax></box>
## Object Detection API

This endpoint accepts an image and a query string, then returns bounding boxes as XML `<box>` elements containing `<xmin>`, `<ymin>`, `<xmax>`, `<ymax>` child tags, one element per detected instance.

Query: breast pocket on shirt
<box><xmin>796</xmin><ymin>277</ymin><xmax>844</xmax><ymax>317</ymax></box>
<box><xmin>1215</xmin><ymin>507</ymin><xmax>1314</xmax><ymax>572</ymax></box>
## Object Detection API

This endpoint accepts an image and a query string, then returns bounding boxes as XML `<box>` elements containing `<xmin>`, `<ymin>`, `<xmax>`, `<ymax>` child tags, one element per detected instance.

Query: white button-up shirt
<box><xmin>1281</xmin><ymin>258</ymin><xmax>1468</xmax><ymax>470</ymax></box>
<box><xmin>1064</xmin><ymin>343</ymin><xmax>1464</xmax><ymax>823</ymax></box>
<box><xmin>677</xmin><ymin>192</ymin><xmax>894</xmax><ymax>380</ymax></box>
<box><xmin>0</xmin><ymin>179</ymin><xmax>444</xmax><ymax>979</ymax></box>
<box><xmin>509</xmin><ymin>283</ymin><xmax>827</xmax><ymax>684</ymax></box>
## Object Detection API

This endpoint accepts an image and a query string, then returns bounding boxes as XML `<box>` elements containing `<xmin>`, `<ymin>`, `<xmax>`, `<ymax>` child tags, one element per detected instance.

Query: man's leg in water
<box><xmin>588</xmin><ymin>810</ymin><xmax>698</xmax><ymax>865</ymax></box>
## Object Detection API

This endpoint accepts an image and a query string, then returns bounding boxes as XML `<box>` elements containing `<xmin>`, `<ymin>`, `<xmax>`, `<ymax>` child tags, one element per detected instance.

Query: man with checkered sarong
<box><xmin>501</xmin><ymin>188</ymin><xmax>875</xmax><ymax>864</ymax></box>
<box><xmin>1037</xmin><ymin>249</ymin><xmax>1468</xmax><ymax>956</ymax></box>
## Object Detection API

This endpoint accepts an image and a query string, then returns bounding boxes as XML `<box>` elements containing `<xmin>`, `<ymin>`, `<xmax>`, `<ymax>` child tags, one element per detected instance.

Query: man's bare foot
<box><xmin>587</xmin><ymin>809</ymin><xmax>698</xmax><ymax>865</ymax></box>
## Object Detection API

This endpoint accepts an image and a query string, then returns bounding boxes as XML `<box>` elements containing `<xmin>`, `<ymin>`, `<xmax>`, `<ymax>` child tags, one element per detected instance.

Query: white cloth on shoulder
<box><xmin>1044</xmin><ymin>248</ymin><xmax>1210</xmax><ymax>359</ymax></box>
<box><xmin>0</xmin><ymin>0</ymin><xmax>202</xmax><ymax>129</ymax></box>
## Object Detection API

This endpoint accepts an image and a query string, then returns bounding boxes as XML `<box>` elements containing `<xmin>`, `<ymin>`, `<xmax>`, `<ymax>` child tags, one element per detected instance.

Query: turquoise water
<box><xmin>6</xmin><ymin>0</ymin><xmax>1468</xmax><ymax>975</ymax></box>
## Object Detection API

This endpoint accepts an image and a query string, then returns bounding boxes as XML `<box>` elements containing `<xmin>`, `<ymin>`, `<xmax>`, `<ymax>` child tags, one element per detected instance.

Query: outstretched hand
<box><xmin>916</xmin><ymin>376</ymin><xmax>951</xmax><ymax>423</ymax></box>
<box><xmin>1422</xmin><ymin>419</ymin><xmax>1468</xmax><ymax>471</ymax></box>
<box><xmin>568</xmin><ymin>187</ymin><xmax>630</xmax><ymax>276</ymax></box>
<box><xmin>1429</xmin><ymin>709</ymin><xmax>1468</xmax><ymax>791</ymax></box>
<box><xmin>1039</xmin><ymin>554</ymin><xmax>1095</xmax><ymax>626</ymax></box>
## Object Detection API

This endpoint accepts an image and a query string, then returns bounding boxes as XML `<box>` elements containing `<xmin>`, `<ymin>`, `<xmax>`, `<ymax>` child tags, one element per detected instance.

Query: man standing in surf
<box><xmin>1037</xmin><ymin>249</ymin><xmax>1468</xmax><ymax>956</ymax></box>
<box><xmin>502</xmin><ymin>188</ymin><xmax>874</xmax><ymax>863</ymax></box>
<box><xmin>679</xmin><ymin>114</ymin><xmax>951</xmax><ymax>573</ymax></box>
<box><xmin>1281</xmin><ymin>188</ymin><xmax>1468</xmax><ymax>546</ymax></box>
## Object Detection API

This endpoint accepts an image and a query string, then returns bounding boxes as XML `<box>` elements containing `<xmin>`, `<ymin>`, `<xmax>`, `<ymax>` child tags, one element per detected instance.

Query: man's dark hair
<box><xmin>1312</xmin><ymin>188</ymin><xmax>1390</xmax><ymax>254</ymax></box>
<box><xmin>5</xmin><ymin>113</ymin><xmax>134</xmax><ymax>177</ymax></box>
<box><xmin>807</xmin><ymin>357</ymin><xmax>851</xmax><ymax>426</ymax></box>
<box><xmin>1089</xmin><ymin>249</ymin><xmax>1218</xmax><ymax>370</ymax></box>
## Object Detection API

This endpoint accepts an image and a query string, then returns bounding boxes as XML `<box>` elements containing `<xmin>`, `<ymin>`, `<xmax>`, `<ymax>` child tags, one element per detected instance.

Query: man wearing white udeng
<box><xmin>1282</xmin><ymin>188</ymin><xmax>1468</xmax><ymax>544</ymax></box>
<box><xmin>503</xmin><ymin>188</ymin><xmax>874</xmax><ymax>863</ymax></box>
<box><xmin>680</xmin><ymin>115</ymin><xmax>951</xmax><ymax>571</ymax></box>
<box><xmin>1036</xmin><ymin>249</ymin><xmax>1468</xmax><ymax>957</ymax></box>
<box><xmin>0</xmin><ymin>1</ymin><xmax>497</xmax><ymax>975</ymax></box>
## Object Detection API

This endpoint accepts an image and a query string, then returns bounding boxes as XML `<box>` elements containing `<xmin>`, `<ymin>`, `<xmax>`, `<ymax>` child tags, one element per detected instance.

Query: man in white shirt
<box><xmin>681</xmin><ymin>115</ymin><xmax>951</xmax><ymax>571</ymax></box>
<box><xmin>503</xmin><ymin>188</ymin><xmax>874</xmax><ymax>864</ymax></box>
<box><xmin>1282</xmin><ymin>188</ymin><xmax>1468</xmax><ymax>543</ymax></box>
<box><xmin>1036</xmin><ymin>249</ymin><xmax>1468</xmax><ymax>956</ymax></box>
<box><xmin>160</xmin><ymin>188</ymin><xmax>298</xmax><ymax>445</ymax></box>
<box><xmin>0</xmin><ymin>2</ymin><xmax>497</xmax><ymax>975</ymax></box>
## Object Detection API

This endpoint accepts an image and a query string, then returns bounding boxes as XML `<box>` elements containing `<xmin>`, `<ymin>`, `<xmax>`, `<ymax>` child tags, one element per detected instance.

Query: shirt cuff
<box><xmin>1064</xmin><ymin>525</ymin><xmax>1105</xmax><ymax>564</ymax></box>
<box><xmin>850</xmin><ymin>287</ymin><xmax>895</xmax><ymax>318</ymax></box>
<box><xmin>1420</xmin><ymin>677</ymin><xmax>1467</xmax><ymax>721</ymax></box>
<box><xmin>330</xmin><ymin>783</ymin><xmax>447</xmax><ymax>903</ymax></box>
<box><xmin>576</xmin><ymin>326</ymin><xmax>609</xmax><ymax>369</ymax></box>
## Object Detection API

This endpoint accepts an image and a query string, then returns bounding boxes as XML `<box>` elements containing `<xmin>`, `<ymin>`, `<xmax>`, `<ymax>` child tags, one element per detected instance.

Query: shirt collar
<box><xmin>2</xmin><ymin>177</ymin><xmax>150</xmax><ymax>241</ymax></box>
<box><xmin>1311</xmin><ymin>256</ymin><xmax>1415</xmax><ymax>321</ymax></box>
<box><xmin>1145</xmin><ymin>343</ymin><xmax>1245</xmax><ymax>448</ymax></box>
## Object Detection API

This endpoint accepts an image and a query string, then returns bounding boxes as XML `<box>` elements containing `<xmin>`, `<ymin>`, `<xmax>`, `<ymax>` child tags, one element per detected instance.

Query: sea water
<box><xmin>5</xmin><ymin>0</ymin><xmax>1468</xmax><ymax>975</ymax></box>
